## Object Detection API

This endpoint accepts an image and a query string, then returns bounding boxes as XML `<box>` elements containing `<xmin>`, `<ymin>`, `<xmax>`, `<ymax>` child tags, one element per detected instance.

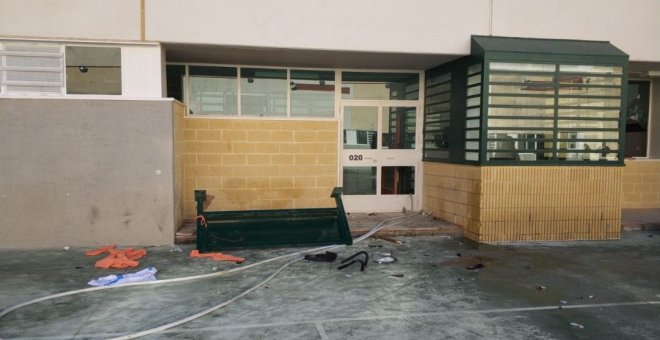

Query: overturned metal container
<box><xmin>195</xmin><ymin>187</ymin><xmax>353</xmax><ymax>251</ymax></box>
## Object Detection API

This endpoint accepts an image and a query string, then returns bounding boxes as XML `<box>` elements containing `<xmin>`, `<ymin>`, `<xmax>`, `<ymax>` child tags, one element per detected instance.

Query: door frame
<box><xmin>337</xmin><ymin>100</ymin><xmax>424</xmax><ymax>212</ymax></box>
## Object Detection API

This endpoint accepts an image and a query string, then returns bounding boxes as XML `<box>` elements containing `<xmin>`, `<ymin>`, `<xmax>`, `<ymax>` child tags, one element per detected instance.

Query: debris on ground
<box><xmin>569</xmin><ymin>322</ymin><xmax>585</xmax><ymax>329</ymax></box>
<box><xmin>62</xmin><ymin>246</ymin><xmax>70</xmax><ymax>251</ymax></box>
<box><xmin>304</xmin><ymin>251</ymin><xmax>337</xmax><ymax>262</ymax></box>
<box><xmin>588</xmin><ymin>295</ymin><xmax>594</xmax><ymax>299</ymax></box>
<box><xmin>560</xmin><ymin>300</ymin><xmax>568</xmax><ymax>304</ymax></box>
<box><xmin>368</xmin><ymin>213</ymin><xmax>377</xmax><ymax>216</ymax></box>
<box><xmin>169</xmin><ymin>245</ymin><xmax>183</xmax><ymax>253</ymax></box>
<box><xmin>456</xmin><ymin>253</ymin><xmax>462</xmax><ymax>257</ymax></box>
<box><xmin>442</xmin><ymin>255</ymin><xmax>496</xmax><ymax>270</ymax></box>
<box><xmin>368</xmin><ymin>242</ymin><xmax>384</xmax><ymax>248</ymax></box>
<box><xmin>85</xmin><ymin>245</ymin><xmax>147</xmax><ymax>269</ymax></box>
<box><xmin>536</xmin><ymin>285</ymin><xmax>547</xmax><ymax>292</ymax></box>
<box><xmin>466</xmin><ymin>263</ymin><xmax>485</xmax><ymax>270</ymax></box>
<box><xmin>338</xmin><ymin>251</ymin><xmax>368</xmax><ymax>271</ymax></box>
<box><xmin>88</xmin><ymin>267</ymin><xmax>157</xmax><ymax>287</ymax></box>
<box><xmin>374</xmin><ymin>235</ymin><xmax>403</xmax><ymax>245</ymax></box>
<box><xmin>190</xmin><ymin>250</ymin><xmax>244</xmax><ymax>263</ymax></box>
<box><xmin>649</xmin><ymin>235</ymin><xmax>654</xmax><ymax>237</ymax></box>
<box><xmin>373</xmin><ymin>252</ymin><xmax>397</xmax><ymax>264</ymax></box>
<box><xmin>391</xmin><ymin>274</ymin><xmax>404</xmax><ymax>278</ymax></box>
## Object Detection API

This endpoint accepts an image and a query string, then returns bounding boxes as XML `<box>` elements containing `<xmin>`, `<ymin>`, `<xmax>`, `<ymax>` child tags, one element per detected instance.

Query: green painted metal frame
<box><xmin>422</xmin><ymin>35</ymin><xmax>629</xmax><ymax>167</ymax></box>
<box><xmin>195</xmin><ymin>187</ymin><xmax>353</xmax><ymax>251</ymax></box>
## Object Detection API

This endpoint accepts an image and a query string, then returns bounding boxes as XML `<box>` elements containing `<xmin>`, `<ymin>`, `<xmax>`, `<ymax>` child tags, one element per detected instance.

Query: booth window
<box><xmin>66</xmin><ymin>46</ymin><xmax>121</xmax><ymax>95</ymax></box>
<box><xmin>423</xmin><ymin>71</ymin><xmax>451</xmax><ymax>160</ymax></box>
<box><xmin>422</xmin><ymin>36</ymin><xmax>628</xmax><ymax>166</ymax></box>
<box><xmin>486</xmin><ymin>62</ymin><xmax>622</xmax><ymax>162</ymax></box>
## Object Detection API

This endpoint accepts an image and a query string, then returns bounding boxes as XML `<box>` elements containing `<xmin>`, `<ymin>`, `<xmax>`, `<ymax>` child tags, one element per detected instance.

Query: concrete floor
<box><xmin>1</xmin><ymin>230</ymin><xmax>660</xmax><ymax>339</ymax></box>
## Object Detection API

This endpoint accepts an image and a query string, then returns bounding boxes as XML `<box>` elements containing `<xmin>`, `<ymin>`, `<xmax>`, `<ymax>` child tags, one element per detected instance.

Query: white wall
<box><xmin>122</xmin><ymin>45</ymin><xmax>164</xmax><ymax>98</ymax></box>
<box><xmin>492</xmin><ymin>0</ymin><xmax>660</xmax><ymax>62</ymax></box>
<box><xmin>145</xmin><ymin>0</ymin><xmax>660</xmax><ymax>62</ymax></box>
<box><xmin>145</xmin><ymin>0</ymin><xmax>491</xmax><ymax>55</ymax></box>
<box><xmin>0</xmin><ymin>0</ymin><xmax>141</xmax><ymax>41</ymax></box>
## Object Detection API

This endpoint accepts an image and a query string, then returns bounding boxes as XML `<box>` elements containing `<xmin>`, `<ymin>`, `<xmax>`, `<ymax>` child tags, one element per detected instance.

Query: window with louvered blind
<box><xmin>0</xmin><ymin>41</ymin><xmax>64</xmax><ymax>95</ymax></box>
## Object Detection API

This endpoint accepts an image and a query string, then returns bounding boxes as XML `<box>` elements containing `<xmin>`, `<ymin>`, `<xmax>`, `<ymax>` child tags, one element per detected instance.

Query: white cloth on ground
<box><xmin>88</xmin><ymin>267</ymin><xmax>158</xmax><ymax>286</ymax></box>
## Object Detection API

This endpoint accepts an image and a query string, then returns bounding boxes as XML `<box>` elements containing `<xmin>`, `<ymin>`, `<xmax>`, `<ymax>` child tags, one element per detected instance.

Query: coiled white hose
<box><xmin>1</xmin><ymin>213</ymin><xmax>415</xmax><ymax>339</ymax></box>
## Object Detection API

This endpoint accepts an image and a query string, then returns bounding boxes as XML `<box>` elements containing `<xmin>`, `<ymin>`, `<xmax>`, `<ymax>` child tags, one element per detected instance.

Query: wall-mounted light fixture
<box><xmin>78</xmin><ymin>65</ymin><xmax>88</xmax><ymax>73</ymax></box>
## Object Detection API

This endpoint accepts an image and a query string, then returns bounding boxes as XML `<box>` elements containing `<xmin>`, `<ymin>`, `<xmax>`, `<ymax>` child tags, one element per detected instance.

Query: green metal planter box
<box><xmin>195</xmin><ymin>187</ymin><xmax>353</xmax><ymax>251</ymax></box>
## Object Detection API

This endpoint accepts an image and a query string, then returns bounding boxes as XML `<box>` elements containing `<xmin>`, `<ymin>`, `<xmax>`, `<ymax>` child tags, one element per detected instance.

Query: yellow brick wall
<box><xmin>479</xmin><ymin>166</ymin><xmax>621</xmax><ymax>242</ymax></box>
<box><xmin>423</xmin><ymin>163</ymin><xmax>482</xmax><ymax>240</ymax></box>
<box><xmin>182</xmin><ymin>117</ymin><xmax>338</xmax><ymax>219</ymax></box>
<box><xmin>621</xmin><ymin>160</ymin><xmax>660</xmax><ymax>209</ymax></box>
<box><xmin>423</xmin><ymin>163</ymin><xmax>622</xmax><ymax>242</ymax></box>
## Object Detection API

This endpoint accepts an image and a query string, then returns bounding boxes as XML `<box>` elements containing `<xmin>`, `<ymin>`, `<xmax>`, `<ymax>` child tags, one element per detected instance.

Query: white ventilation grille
<box><xmin>0</xmin><ymin>41</ymin><xmax>64</xmax><ymax>95</ymax></box>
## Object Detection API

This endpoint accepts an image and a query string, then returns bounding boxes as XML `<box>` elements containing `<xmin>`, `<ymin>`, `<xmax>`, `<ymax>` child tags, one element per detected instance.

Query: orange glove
<box><xmin>85</xmin><ymin>244</ymin><xmax>117</xmax><ymax>256</ymax></box>
<box><xmin>190</xmin><ymin>250</ymin><xmax>244</xmax><ymax>263</ymax></box>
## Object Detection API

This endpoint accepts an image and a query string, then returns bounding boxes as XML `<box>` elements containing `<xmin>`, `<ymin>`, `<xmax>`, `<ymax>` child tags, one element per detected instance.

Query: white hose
<box><xmin>1</xmin><ymin>213</ymin><xmax>416</xmax><ymax>338</ymax></box>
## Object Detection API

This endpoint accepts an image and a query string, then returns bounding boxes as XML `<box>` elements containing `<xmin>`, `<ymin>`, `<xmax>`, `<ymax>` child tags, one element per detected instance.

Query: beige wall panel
<box><xmin>0</xmin><ymin>0</ymin><xmax>141</xmax><ymax>41</ymax></box>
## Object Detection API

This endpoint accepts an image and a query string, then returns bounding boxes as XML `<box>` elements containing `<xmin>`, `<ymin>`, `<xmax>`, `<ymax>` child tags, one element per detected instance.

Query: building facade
<box><xmin>1</xmin><ymin>0</ymin><xmax>659</xmax><ymax>247</ymax></box>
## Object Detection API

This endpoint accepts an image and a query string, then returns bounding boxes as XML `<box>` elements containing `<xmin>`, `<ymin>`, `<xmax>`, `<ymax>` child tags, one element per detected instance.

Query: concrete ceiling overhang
<box><xmin>629</xmin><ymin>61</ymin><xmax>660</xmax><ymax>80</ymax></box>
<box><xmin>163</xmin><ymin>43</ymin><xmax>460</xmax><ymax>70</ymax></box>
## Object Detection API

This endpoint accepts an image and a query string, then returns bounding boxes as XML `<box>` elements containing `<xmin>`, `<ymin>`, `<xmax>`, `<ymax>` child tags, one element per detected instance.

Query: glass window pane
<box><xmin>490</xmin><ymin>62</ymin><xmax>555</xmax><ymax>72</ymax></box>
<box><xmin>490</xmin><ymin>84</ymin><xmax>554</xmax><ymax>95</ymax></box>
<box><xmin>467</xmin><ymin>74</ymin><xmax>481</xmax><ymax>86</ymax></box>
<box><xmin>557</xmin><ymin>139</ymin><xmax>619</xmax><ymax>162</ymax></box>
<box><xmin>557</xmin><ymin>131</ymin><xmax>619</xmax><ymax>140</ymax></box>
<box><xmin>467</xmin><ymin>63</ymin><xmax>482</xmax><ymax>74</ymax></box>
<box><xmin>66</xmin><ymin>46</ymin><xmax>121</xmax><ymax>95</ymax></box>
<box><xmin>559</xmin><ymin>75</ymin><xmax>621</xmax><ymax>86</ymax></box>
<box><xmin>466</xmin><ymin>130</ymin><xmax>480</xmax><ymax>139</ymax></box>
<box><xmin>490</xmin><ymin>74</ymin><xmax>554</xmax><ymax>83</ymax></box>
<box><xmin>427</xmin><ymin>92</ymin><xmax>451</xmax><ymax>104</ymax></box>
<box><xmin>559</xmin><ymin>86</ymin><xmax>621</xmax><ymax>97</ymax></box>
<box><xmin>344</xmin><ymin>106</ymin><xmax>378</xmax><ymax>149</ymax></box>
<box><xmin>467</xmin><ymin>108</ymin><xmax>480</xmax><ymax>118</ymax></box>
<box><xmin>465</xmin><ymin>152</ymin><xmax>479</xmax><ymax>161</ymax></box>
<box><xmin>559</xmin><ymin>65</ymin><xmax>622</xmax><ymax>75</ymax></box>
<box><xmin>467</xmin><ymin>85</ymin><xmax>481</xmax><ymax>97</ymax></box>
<box><xmin>467</xmin><ymin>96</ymin><xmax>481</xmax><ymax>107</ymax></box>
<box><xmin>466</xmin><ymin>119</ymin><xmax>480</xmax><ymax>128</ymax></box>
<box><xmin>487</xmin><ymin>132</ymin><xmax>553</xmax><ymax>161</ymax></box>
<box><xmin>489</xmin><ymin>107</ymin><xmax>554</xmax><ymax>117</ymax></box>
<box><xmin>240</xmin><ymin>67</ymin><xmax>286</xmax><ymax>116</ymax></box>
<box><xmin>342</xmin><ymin>72</ymin><xmax>419</xmax><ymax>100</ymax></box>
<box><xmin>489</xmin><ymin>119</ymin><xmax>554</xmax><ymax>129</ymax></box>
<box><xmin>343</xmin><ymin>167</ymin><xmax>376</xmax><ymax>195</ymax></box>
<box><xmin>426</xmin><ymin>82</ymin><xmax>451</xmax><ymax>95</ymax></box>
<box><xmin>558</xmin><ymin>108</ymin><xmax>620</xmax><ymax>118</ymax></box>
<box><xmin>382</xmin><ymin>107</ymin><xmax>416</xmax><ymax>149</ymax></box>
<box><xmin>558</xmin><ymin>120</ymin><xmax>618</xmax><ymax>129</ymax></box>
<box><xmin>189</xmin><ymin>66</ymin><xmax>238</xmax><ymax>115</ymax></box>
<box><xmin>381</xmin><ymin>166</ymin><xmax>414</xmax><ymax>195</ymax></box>
<box><xmin>290</xmin><ymin>70</ymin><xmax>335</xmax><ymax>118</ymax></box>
<box><xmin>558</xmin><ymin>97</ymin><xmax>621</xmax><ymax>107</ymax></box>
<box><xmin>466</xmin><ymin>141</ymin><xmax>479</xmax><ymax>150</ymax></box>
<box><xmin>489</xmin><ymin>96</ymin><xmax>554</xmax><ymax>106</ymax></box>
<box><xmin>426</xmin><ymin>73</ymin><xmax>450</xmax><ymax>87</ymax></box>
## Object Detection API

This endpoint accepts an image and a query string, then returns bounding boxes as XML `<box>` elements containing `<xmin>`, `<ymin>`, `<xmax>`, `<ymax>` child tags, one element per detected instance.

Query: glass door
<box><xmin>340</xmin><ymin>103</ymin><xmax>421</xmax><ymax>212</ymax></box>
